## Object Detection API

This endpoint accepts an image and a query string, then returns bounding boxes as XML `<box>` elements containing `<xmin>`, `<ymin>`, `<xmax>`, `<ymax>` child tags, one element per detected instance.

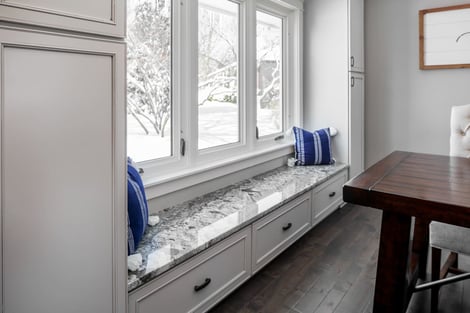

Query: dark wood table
<box><xmin>343</xmin><ymin>151</ymin><xmax>470</xmax><ymax>313</ymax></box>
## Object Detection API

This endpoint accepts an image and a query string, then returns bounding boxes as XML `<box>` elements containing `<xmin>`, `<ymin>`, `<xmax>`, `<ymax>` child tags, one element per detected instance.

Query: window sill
<box><xmin>143</xmin><ymin>143</ymin><xmax>294</xmax><ymax>200</ymax></box>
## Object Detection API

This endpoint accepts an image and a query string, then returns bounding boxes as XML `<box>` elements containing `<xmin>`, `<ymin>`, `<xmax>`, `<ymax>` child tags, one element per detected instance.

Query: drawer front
<box><xmin>312</xmin><ymin>170</ymin><xmax>347</xmax><ymax>225</ymax></box>
<box><xmin>129</xmin><ymin>227</ymin><xmax>251</xmax><ymax>313</ymax></box>
<box><xmin>252</xmin><ymin>192</ymin><xmax>311</xmax><ymax>273</ymax></box>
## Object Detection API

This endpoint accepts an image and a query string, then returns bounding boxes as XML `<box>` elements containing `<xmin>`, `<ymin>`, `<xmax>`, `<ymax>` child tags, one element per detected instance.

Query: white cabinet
<box><xmin>0</xmin><ymin>0</ymin><xmax>125</xmax><ymax>37</ymax></box>
<box><xmin>349</xmin><ymin>73</ymin><xmax>365</xmax><ymax>178</ymax></box>
<box><xmin>127</xmin><ymin>170</ymin><xmax>346</xmax><ymax>313</ymax></box>
<box><xmin>349</xmin><ymin>0</ymin><xmax>364</xmax><ymax>72</ymax></box>
<box><xmin>129</xmin><ymin>227</ymin><xmax>252</xmax><ymax>313</ymax></box>
<box><xmin>0</xmin><ymin>26</ymin><xmax>126</xmax><ymax>313</ymax></box>
<box><xmin>312</xmin><ymin>170</ymin><xmax>347</xmax><ymax>226</ymax></box>
<box><xmin>304</xmin><ymin>0</ymin><xmax>365</xmax><ymax>179</ymax></box>
<box><xmin>252</xmin><ymin>192</ymin><xmax>311</xmax><ymax>273</ymax></box>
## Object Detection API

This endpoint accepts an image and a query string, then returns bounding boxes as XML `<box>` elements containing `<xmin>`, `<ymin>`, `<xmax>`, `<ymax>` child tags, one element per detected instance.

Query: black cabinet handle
<box><xmin>194</xmin><ymin>278</ymin><xmax>211</xmax><ymax>292</ymax></box>
<box><xmin>329</xmin><ymin>192</ymin><xmax>336</xmax><ymax>197</ymax></box>
<box><xmin>282</xmin><ymin>223</ymin><xmax>292</xmax><ymax>231</ymax></box>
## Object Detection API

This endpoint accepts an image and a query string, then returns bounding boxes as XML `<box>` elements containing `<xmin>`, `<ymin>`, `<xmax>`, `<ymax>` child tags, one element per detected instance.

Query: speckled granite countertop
<box><xmin>128</xmin><ymin>163</ymin><xmax>348</xmax><ymax>292</ymax></box>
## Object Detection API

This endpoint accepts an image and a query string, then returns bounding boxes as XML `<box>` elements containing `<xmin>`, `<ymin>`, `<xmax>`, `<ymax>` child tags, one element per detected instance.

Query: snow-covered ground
<box><xmin>128</xmin><ymin>101</ymin><xmax>281</xmax><ymax>162</ymax></box>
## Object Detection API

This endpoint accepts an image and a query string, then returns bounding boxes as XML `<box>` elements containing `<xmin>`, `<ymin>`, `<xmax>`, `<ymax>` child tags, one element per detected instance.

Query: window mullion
<box><xmin>172</xmin><ymin>0</ymin><xmax>183</xmax><ymax>162</ymax></box>
<box><xmin>181</xmin><ymin>0</ymin><xmax>199</xmax><ymax>167</ymax></box>
<box><xmin>245</xmin><ymin>0</ymin><xmax>257</xmax><ymax>150</ymax></box>
<box><xmin>290</xmin><ymin>9</ymin><xmax>302</xmax><ymax>128</ymax></box>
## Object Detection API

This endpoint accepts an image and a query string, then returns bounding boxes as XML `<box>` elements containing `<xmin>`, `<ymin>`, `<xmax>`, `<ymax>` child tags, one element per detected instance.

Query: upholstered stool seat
<box><xmin>430</xmin><ymin>222</ymin><xmax>470</xmax><ymax>255</ymax></box>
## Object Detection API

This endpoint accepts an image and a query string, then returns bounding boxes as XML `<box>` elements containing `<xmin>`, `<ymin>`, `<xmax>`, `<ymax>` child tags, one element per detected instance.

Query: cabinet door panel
<box><xmin>349</xmin><ymin>0</ymin><xmax>364</xmax><ymax>72</ymax></box>
<box><xmin>0</xmin><ymin>27</ymin><xmax>126</xmax><ymax>313</ymax></box>
<box><xmin>0</xmin><ymin>0</ymin><xmax>124</xmax><ymax>37</ymax></box>
<box><xmin>349</xmin><ymin>73</ymin><xmax>365</xmax><ymax>178</ymax></box>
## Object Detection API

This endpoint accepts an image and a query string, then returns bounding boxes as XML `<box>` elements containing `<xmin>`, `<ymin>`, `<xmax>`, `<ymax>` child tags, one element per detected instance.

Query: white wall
<box><xmin>365</xmin><ymin>0</ymin><xmax>470</xmax><ymax>166</ymax></box>
<box><xmin>303</xmin><ymin>0</ymin><xmax>349</xmax><ymax>165</ymax></box>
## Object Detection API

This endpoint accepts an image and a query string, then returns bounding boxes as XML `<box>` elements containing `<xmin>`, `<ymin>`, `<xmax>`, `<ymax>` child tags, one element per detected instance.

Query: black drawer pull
<box><xmin>329</xmin><ymin>192</ymin><xmax>336</xmax><ymax>197</ymax></box>
<box><xmin>194</xmin><ymin>278</ymin><xmax>211</xmax><ymax>292</ymax></box>
<box><xmin>282</xmin><ymin>223</ymin><xmax>292</xmax><ymax>231</ymax></box>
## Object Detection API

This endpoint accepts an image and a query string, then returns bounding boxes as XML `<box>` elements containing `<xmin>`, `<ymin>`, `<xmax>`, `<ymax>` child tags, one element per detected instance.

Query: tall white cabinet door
<box><xmin>0</xmin><ymin>26</ymin><xmax>127</xmax><ymax>313</ymax></box>
<box><xmin>348</xmin><ymin>0</ymin><xmax>364</xmax><ymax>72</ymax></box>
<box><xmin>0</xmin><ymin>0</ymin><xmax>125</xmax><ymax>37</ymax></box>
<box><xmin>349</xmin><ymin>73</ymin><xmax>365</xmax><ymax>178</ymax></box>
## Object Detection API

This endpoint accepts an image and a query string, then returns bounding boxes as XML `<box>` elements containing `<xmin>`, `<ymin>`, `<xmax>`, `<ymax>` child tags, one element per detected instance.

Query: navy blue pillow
<box><xmin>127</xmin><ymin>158</ymin><xmax>148</xmax><ymax>255</ymax></box>
<box><xmin>292</xmin><ymin>127</ymin><xmax>333</xmax><ymax>165</ymax></box>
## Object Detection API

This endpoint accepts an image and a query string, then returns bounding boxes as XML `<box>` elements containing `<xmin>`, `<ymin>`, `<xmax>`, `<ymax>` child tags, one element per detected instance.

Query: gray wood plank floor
<box><xmin>208</xmin><ymin>204</ymin><xmax>470</xmax><ymax>313</ymax></box>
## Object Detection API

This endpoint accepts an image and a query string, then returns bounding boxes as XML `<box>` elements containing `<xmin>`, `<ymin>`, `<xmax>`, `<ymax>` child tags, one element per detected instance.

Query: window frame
<box><xmin>128</xmin><ymin>0</ymin><xmax>303</xmax><ymax>196</ymax></box>
<box><xmin>255</xmin><ymin>6</ymin><xmax>286</xmax><ymax>140</ymax></box>
<box><xmin>196</xmin><ymin>0</ymin><xmax>246</xmax><ymax>156</ymax></box>
<box><xmin>127</xmin><ymin>0</ymin><xmax>182</xmax><ymax>168</ymax></box>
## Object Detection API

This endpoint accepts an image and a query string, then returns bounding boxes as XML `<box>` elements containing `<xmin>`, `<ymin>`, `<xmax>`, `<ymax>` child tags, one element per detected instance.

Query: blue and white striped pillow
<box><xmin>127</xmin><ymin>157</ymin><xmax>149</xmax><ymax>255</ymax></box>
<box><xmin>293</xmin><ymin>127</ymin><xmax>333</xmax><ymax>165</ymax></box>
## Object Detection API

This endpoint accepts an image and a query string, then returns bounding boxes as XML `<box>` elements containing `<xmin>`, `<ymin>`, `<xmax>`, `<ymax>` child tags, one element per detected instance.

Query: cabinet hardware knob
<box><xmin>351</xmin><ymin>76</ymin><xmax>355</xmax><ymax>87</ymax></box>
<box><xmin>351</xmin><ymin>56</ymin><xmax>355</xmax><ymax>67</ymax></box>
<box><xmin>282</xmin><ymin>223</ymin><xmax>292</xmax><ymax>231</ymax></box>
<box><xmin>329</xmin><ymin>192</ymin><xmax>336</xmax><ymax>197</ymax></box>
<box><xmin>194</xmin><ymin>278</ymin><xmax>211</xmax><ymax>292</ymax></box>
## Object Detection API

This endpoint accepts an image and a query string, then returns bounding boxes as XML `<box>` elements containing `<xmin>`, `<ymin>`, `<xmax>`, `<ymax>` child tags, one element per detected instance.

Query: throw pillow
<box><xmin>292</xmin><ymin>126</ymin><xmax>333</xmax><ymax>165</ymax></box>
<box><xmin>127</xmin><ymin>157</ymin><xmax>149</xmax><ymax>255</ymax></box>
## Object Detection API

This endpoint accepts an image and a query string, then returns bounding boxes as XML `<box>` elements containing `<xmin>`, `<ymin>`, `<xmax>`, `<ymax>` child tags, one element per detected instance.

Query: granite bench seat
<box><xmin>127</xmin><ymin>163</ymin><xmax>347</xmax><ymax>292</ymax></box>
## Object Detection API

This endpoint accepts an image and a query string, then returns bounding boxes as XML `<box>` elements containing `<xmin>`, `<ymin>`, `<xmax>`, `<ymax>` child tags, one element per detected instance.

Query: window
<box><xmin>256</xmin><ymin>10</ymin><xmax>283</xmax><ymax>138</ymax></box>
<box><xmin>198</xmin><ymin>0</ymin><xmax>240</xmax><ymax>150</ymax></box>
<box><xmin>127</xmin><ymin>0</ymin><xmax>172</xmax><ymax>162</ymax></box>
<box><xmin>126</xmin><ymin>0</ymin><xmax>302</xmax><ymax>187</ymax></box>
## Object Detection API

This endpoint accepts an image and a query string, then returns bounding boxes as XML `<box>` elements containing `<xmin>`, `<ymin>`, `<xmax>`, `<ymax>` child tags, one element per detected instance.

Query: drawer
<box><xmin>252</xmin><ymin>192</ymin><xmax>311</xmax><ymax>273</ymax></box>
<box><xmin>312</xmin><ymin>170</ymin><xmax>347</xmax><ymax>226</ymax></box>
<box><xmin>129</xmin><ymin>227</ymin><xmax>251</xmax><ymax>313</ymax></box>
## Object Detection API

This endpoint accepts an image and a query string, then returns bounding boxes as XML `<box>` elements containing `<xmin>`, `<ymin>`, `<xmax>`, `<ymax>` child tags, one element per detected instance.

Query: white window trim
<box><xmin>131</xmin><ymin>0</ymin><xmax>303</xmax><ymax>198</ymax></box>
<box><xmin>144</xmin><ymin>142</ymin><xmax>294</xmax><ymax>199</ymax></box>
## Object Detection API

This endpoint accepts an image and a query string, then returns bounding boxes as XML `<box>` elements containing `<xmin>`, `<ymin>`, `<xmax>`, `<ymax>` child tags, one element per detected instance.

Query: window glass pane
<box><xmin>198</xmin><ymin>0</ymin><xmax>239</xmax><ymax>150</ymax></box>
<box><xmin>256</xmin><ymin>11</ymin><xmax>283</xmax><ymax>137</ymax></box>
<box><xmin>127</xmin><ymin>0</ymin><xmax>172</xmax><ymax>162</ymax></box>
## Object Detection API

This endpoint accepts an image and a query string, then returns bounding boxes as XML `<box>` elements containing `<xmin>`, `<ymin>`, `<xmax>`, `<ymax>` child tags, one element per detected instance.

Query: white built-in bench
<box><xmin>128</xmin><ymin>163</ymin><xmax>348</xmax><ymax>313</ymax></box>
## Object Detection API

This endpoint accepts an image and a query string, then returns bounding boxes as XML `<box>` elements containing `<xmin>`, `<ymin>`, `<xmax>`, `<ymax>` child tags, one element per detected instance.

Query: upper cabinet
<box><xmin>349</xmin><ymin>0</ymin><xmax>364</xmax><ymax>72</ymax></box>
<box><xmin>0</xmin><ymin>0</ymin><xmax>125</xmax><ymax>37</ymax></box>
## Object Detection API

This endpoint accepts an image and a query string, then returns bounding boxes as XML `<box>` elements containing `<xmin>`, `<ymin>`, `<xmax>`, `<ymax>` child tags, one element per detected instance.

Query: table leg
<box><xmin>373</xmin><ymin>210</ymin><xmax>412</xmax><ymax>313</ymax></box>
<box><xmin>412</xmin><ymin>218</ymin><xmax>430</xmax><ymax>279</ymax></box>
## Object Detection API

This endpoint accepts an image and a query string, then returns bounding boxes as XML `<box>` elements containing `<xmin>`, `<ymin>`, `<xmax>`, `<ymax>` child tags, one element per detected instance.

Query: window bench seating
<box><xmin>128</xmin><ymin>163</ymin><xmax>348</xmax><ymax>313</ymax></box>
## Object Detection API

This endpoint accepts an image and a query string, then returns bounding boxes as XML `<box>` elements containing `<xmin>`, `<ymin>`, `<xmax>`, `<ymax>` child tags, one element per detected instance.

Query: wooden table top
<box><xmin>343</xmin><ymin>151</ymin><xmax>470</xmax><ymax>228</ymax></box>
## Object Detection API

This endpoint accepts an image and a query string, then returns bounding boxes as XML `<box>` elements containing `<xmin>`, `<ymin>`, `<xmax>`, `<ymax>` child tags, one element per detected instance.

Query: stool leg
<box><xmin>431</xmin><ymin>247</ymin><xmax>441</xmax><ymax>313</ymax></box>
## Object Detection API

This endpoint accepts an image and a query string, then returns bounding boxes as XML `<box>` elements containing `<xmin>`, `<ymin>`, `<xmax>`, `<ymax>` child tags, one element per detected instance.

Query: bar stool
<box><xmin>429</xmin><ymin>104</ymin><xmax>470</xmax><ymax>313</ymax></box>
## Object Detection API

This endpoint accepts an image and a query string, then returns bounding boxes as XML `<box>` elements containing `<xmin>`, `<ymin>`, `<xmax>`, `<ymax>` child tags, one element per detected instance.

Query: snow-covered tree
<box><xmin>198</xmin><ymin>4</ymin><xmax>238</xmax><ymax>106</ymax></box>
<box><xmin>127</xmin><ymin>0</ymin><xmax>171</xmax><ymax>137</ymax></box>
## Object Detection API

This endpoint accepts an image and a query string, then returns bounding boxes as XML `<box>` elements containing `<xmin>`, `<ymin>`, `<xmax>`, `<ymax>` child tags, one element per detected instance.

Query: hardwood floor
<box><xmin>208</xmin><ymin>204</ymin><xmax>470</xmax><ymax>313</ymax></box>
